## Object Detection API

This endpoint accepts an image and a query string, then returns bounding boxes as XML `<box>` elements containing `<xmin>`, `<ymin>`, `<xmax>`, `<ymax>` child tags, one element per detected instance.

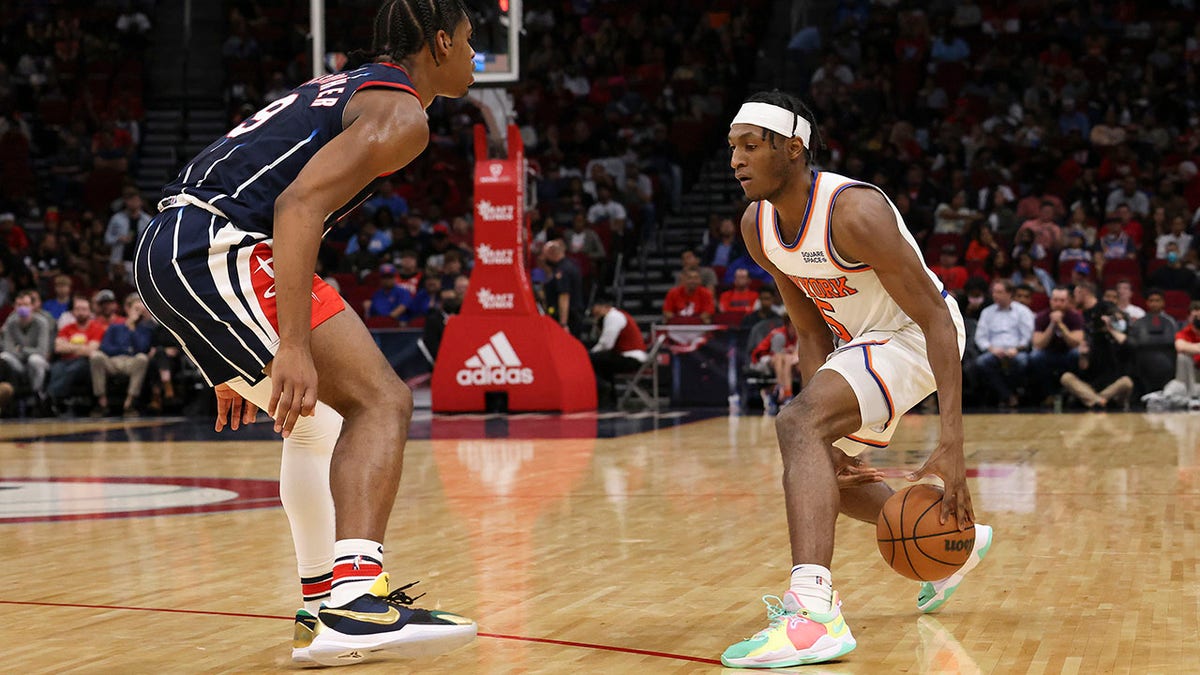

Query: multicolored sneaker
<box><xmin>917</xmin><ymin>524</ymin><xmax>994</xmax><ymax>613</ymax></box>
<box><xmin>308</xmin><ymin>573</ymin><xmax>476</xmax><ymax>667</ymax></box>
<box><xmin>292</xmin><ymin>609</ymin><xmax>318</xmax><ymax>664</ymax></box>
<box><xmin>721</xmin><ymin>590</ymin><xmax>857</xmax><ymax>668</ymax></box>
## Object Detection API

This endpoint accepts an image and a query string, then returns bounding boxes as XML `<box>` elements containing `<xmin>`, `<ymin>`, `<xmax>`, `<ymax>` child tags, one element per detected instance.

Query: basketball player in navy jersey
<box><xmin>719</xmin><ymin>91</ymin><xmax>994</xmax><ymax>668</ymax></box>
<box><xmin>135</xmin><ymin>1</ymin><xmax>478</xmax><ymax>666</ymax></box>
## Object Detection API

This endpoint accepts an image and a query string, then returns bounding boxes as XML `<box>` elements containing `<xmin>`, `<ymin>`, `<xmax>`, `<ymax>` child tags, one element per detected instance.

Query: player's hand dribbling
<box><xmin>907</xmin><ymin>437</ymin><xmax>974</xmax><ymax>530</ymax></box>
<box><xmin>268</xmin><ymin>344</ymin><xmax>318</xmax><ymax>438</ymax></box>
<box><xmin>833</xmin><ymin>451</ymin><xmax>885</xmax><ymax>489</ymax></box>
<box><xmin>214</xmin><ymin>383</ymin><xmax>258</xmax><ymax>432</ymax></box>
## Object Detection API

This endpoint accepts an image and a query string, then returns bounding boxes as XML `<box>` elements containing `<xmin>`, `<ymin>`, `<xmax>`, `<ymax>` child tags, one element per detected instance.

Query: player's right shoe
<box><xmin>917</xmin><ymin>524</ymin><xmax>994</xmax><ymax>613</ymax></box>
<box><xmin>720</xmin><ymin>590</ymin><xmax>856</xmax><ymax>668</ymax></box>
<box><xmin>308</xmin><ymin>573</ymin><xmax>476</xmax><ymax>667</ymax></box>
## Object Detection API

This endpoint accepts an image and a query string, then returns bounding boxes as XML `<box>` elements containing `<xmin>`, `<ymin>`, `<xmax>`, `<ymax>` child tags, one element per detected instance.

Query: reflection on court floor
<box><xmin>2</xmin><ymin>410</ymin><xmax>1197</xmax><ymax>672</ymax></box>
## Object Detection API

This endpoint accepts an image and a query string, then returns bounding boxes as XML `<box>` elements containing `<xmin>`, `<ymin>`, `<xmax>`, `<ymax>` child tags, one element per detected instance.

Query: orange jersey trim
<box><xmin>825</xmin><ymin>182</ymin><xmax>872</xmax><ymax>273</ymax></box>
<box><xmin>776</xmin><ymin>171</ymin><xmax>821</xmax><ymax>250</ymax></box>
<box><xmin>845</xmin><ymin>433</ymin><xmax>889</xmax><ymax>448</ymax></box>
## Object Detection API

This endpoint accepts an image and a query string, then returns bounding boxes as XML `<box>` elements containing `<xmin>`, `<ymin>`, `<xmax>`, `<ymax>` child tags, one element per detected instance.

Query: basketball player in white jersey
<box><xmin>719</xmin><ymin>91</ymin><xmax>994</xmax><ymax>668</ymax></box>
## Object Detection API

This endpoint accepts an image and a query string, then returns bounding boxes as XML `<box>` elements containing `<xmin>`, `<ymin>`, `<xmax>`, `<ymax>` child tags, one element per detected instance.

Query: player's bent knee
<box><xmin>342</xmin><ymin>375</ymin><xmax>412</xmax><ymax>422</ymax></box>
<box><xmin>775</xmin><ymin>404</ymin><xmax>839</xmax><ymax>449</ymax></box>
<box><xmin>777</xmin><ymin>386</ymin><xmax>859</xmax><ymax>447</ymax></box>
<box><xmin>389</xmin><ymin>380</ymin><xmax>414</xmax><ymax>420</ymax></box>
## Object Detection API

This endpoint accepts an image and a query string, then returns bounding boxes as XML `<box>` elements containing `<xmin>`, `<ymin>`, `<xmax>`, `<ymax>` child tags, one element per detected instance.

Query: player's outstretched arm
<box><xmin>740</xmin><ymin>204</ymin><xmax>835</xmax><ymax>384</ymax></box>
<box><xmin>268</xmin><ymin>90</ymin><xmax>429</xmax><ymax>437</ymax></box>
<box><xmin>830</xmin><ymin>188</ymin><xmax>974</xmax><ymax>530</ymax></box>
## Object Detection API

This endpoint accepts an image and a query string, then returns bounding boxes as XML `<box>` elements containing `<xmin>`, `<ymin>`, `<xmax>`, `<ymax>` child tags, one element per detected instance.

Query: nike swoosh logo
<box><xmin>322</xmin><ymin>606</ymin><xmax>401</xmax><ymax>625</ymax></box>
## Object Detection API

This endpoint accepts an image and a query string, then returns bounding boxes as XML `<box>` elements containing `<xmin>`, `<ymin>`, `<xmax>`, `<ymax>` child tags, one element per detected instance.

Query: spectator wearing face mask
<box><xmin>960</xmin><ymin>278</ymin><xmax>989</xmax><ymax>321</ymax></box>
<box><xmin>422</xmin><ymin>288</ymin><xmax>462</xmax><ymax>360</ymax></box>
<box><xmin>1148</xmin><ymin>243</ymin><xmax>1198</xmax><ymax>293</ymax></box>
<box><xmin>0</xmin><ymin>290</ymin><xmax>52</xmax><ymax>403</ymax></box>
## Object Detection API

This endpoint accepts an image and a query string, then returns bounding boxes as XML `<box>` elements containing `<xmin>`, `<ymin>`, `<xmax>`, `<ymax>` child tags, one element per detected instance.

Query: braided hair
<box><xmin>346</xmin><ymin>0</ymin><xmax>467</xmax><ymax>69</ymax></box>
<box><xmin>743</xmin><ymin>90</ymin><xmax>823</xmax><ymax>164</ymax></box>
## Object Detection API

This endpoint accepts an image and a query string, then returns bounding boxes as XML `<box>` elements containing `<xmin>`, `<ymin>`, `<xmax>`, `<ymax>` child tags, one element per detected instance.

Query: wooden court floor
<box><xmin>2</xmin><ymin>410</ymin><xmax>1198</xmax><ymax>674</ymax></box>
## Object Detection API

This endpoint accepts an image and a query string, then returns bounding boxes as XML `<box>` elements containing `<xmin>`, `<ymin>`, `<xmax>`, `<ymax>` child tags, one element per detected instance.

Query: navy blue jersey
<box><xmin>164</xmin><ymin>62</ymin><xmax>419</xmax><ymax>234</ymax></box>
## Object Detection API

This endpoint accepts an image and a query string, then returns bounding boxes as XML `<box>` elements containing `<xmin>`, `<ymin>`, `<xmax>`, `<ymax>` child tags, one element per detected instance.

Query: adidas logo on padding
<box><xmin>456</xmin><ymin>332</ymin><xmax>534</xmax><ymax>386</ymax></box>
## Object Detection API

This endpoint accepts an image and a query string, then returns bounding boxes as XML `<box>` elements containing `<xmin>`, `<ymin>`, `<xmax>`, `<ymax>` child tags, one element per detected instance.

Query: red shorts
<box><xmin>136</xmin><ymin>204</ymin><xmax>346</xmax><ymax>387</ymax></box>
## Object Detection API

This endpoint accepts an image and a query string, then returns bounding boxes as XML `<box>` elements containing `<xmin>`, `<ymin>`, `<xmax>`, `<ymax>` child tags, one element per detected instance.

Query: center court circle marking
<box><xmin>0</xmin><ymin>477</ymin><xmax>280</xmax><ymax>523</ymax></box>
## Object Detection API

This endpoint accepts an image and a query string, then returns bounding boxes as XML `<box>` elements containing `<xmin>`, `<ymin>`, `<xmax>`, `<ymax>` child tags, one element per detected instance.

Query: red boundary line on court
<box><xmin>0</xmin><ymin>599</ymin><xmax>721</xmax><ymax>666</ymax></box>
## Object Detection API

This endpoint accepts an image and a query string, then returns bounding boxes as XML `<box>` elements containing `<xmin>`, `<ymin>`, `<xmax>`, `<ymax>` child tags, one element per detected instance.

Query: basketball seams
<box><xmin>877</xmin><ymin>530</ymin><xmax>973</xmax><ymax>543</ymax></box>
<box><xmin>897</xmin><ymin>485</ymin><xmax>920</xmax><ymax>580</ymax></box>
<box><xmin>878</xmin><ymin>497</ymin><xmax>897</xmax><ymax>567</ymax></box>
<box><xmin>912</xmin><ymin>486</ymin><xmax>972</xmax><ymax>569</ymax></box>
<box><xmin>912</xmin><ymin>535</ymin><xmax>972</xmax><ymax>567</ymax></box>
<box><xmin>913</xmin><ymin>490</ymin><xmax>942</xmax><ymax>536</ymax></box>
<box><xmin>877</xmin><ymin>484</ymin><xmax>972</xmax><ymax>581</ymax></box>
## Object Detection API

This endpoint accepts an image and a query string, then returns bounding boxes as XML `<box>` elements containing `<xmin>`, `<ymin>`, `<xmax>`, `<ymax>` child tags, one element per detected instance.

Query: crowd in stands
<box><xmin>0</xmin><ymin>2</ymin><xmax>163</xmax><ymax>416</ymax></box>
<box><xmin>222</xmin><ymin>0</ymin><xmax>765</xmax><ymax>295</ymax></box>
<box><xmin>0</xmin><ymin>0</ymin><xmax>770</xmax><ymax>416</ymax></box>
<box><xmin>7</xmin><ymin>0</ymin><xmax>1200</xmax><ymax>415</ymax></box>
<box><xmin>649</xmin><ymin>0</ymin><xmax>1200</xmax><ymax>411</ymax></box>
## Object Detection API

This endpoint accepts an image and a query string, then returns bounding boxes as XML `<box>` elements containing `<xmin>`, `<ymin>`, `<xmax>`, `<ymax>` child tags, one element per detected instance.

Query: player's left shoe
<box><xmin>917</xmin><ymin>524</ymin><xmax>994</xmax><ymax>613</ymax></box>
<box><xmin>308</xmin><ymin>573</ymin><xmax>476</xmax><ymax>667</ymax></box>
<box><xmin>721</xmin><ymin>590</ymin><xmax>856</xmax><ymax>668</ymax></box>
<box><xmin>292</xmin><ymin>609</ymin><xmax>318</xmax><ymax>664</ymax></box>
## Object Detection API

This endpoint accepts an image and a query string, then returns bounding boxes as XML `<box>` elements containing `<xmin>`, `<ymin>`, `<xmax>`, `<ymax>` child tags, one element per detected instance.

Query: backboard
<box><xmin>462</xmin><ymin>0</ymin><xmax>521</xmax><ymax>85</ymax></box>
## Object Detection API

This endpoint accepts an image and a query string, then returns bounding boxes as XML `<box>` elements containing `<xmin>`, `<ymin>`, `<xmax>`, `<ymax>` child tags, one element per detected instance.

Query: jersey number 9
<box><xmin>228</xmin><ymin>94</ymin><xmax>300</xmax><ymax>139</ymax></box>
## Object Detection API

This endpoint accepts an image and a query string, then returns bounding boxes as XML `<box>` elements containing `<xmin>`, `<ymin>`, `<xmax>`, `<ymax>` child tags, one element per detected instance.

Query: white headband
<box><xmin>730</xmin><ymin>102</ymin><xmax>812</xmax><ymax>147</ymax></box>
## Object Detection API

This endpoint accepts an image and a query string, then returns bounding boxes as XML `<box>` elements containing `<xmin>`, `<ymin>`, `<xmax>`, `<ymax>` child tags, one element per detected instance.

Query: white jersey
<box><xmin>756</xmin><ymin>170</ymin><xmax>948</xmax><ymax>342</ymax></box>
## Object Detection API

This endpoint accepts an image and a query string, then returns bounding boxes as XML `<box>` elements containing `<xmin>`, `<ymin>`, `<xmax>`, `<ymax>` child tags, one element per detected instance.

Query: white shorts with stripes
<box><xmin>823</xmin><ymin>296</ymin><xmax>966</xmax><ymax>456</ymax></box>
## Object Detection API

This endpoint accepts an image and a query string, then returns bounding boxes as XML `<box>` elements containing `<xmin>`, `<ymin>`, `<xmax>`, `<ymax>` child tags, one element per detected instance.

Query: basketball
<box><xmin>876</xmin><ymin>484</ymin><xmax>974</xmax><ymax>581</ymax></box>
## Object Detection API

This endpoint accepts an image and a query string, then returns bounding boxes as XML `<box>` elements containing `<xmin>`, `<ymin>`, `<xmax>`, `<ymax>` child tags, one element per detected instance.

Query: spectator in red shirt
<box><xmin>749</xmin><ymin>320</ymin><xmax>799</xmax><ymax>407</ymax></box>
<box><xmin>0</xmin><ymin>212</ymin><xmax>30</xmax><ymax>254</ymax></box>
<box><xmin>47</xmin><ymin>296</ymin><xmax>107</xmax><ymax>405</ymax></box>
<box><xmin>394</xmin><ymin>250</ymin><xmax>422</xmax><ymax>295</ymax></box>
<box><xmin>719</xmin><ymin>268</ymin><xmax>759</xmax><ymax>316</ymax></box>
<box><xmin>930</xmin><ymin>244</ymin><xmax>969</xmax><ymax>295</ymax></box>
<box><xmin>663</xmin><ymin>268</ymin><xmax>715</xmax><ymax>323</ymax></box>
<box><xmin>963</xmin><ymin>224</ymin><xmax>999</xmax><ymax>265</ymax></box>
<box><xmin>1174</xmin><ymin>301</ymin><xmax>1200</xmax><ymax>398</ymax></box>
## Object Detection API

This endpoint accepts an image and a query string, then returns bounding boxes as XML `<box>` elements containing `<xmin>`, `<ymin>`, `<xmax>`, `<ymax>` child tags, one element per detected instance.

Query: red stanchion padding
<box><xmin>432</xmin><ymin>314</ymin><xmax>597</xmax><ymax>412</ymax></box>
<box><xmin>431</xmin><ymin>124</ymin><xmax>597</xmax><ymax>412</ymax></box>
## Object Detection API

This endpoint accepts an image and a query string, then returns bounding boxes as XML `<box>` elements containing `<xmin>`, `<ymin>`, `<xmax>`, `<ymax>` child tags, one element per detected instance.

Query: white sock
<box><xmin>330</xmin><ymin>539</ymin><xmax>385</xmax><ymax>607</ymax></box>
<box><xmin>228</xmin><ymin>377</ymin><xmax>342</xmax><ymax>613</ymax></box>
<box><xmin>283</xmin><ymin>403</ymin><xmax>341</xmax><ymax>612</ymax></box>
<box><xmin>789</xmin><ymin>564</ymin><xmax>834</xmax><ymax>612</ymax></box>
